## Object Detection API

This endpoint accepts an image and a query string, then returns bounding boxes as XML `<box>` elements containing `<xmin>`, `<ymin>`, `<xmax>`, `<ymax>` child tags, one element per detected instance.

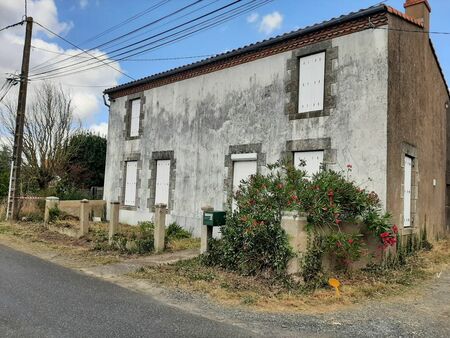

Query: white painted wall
<box><xmin>103</xmin><ymin>27</ymin><xmax>389</xmax><ymax>235</ymax></box>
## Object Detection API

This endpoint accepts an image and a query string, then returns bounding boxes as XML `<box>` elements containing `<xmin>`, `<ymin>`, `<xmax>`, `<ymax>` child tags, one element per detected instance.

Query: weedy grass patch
<box><xmin>130</xmin><ymin>237</ymin><xmax>450</xmax><ymax>313</ymax></box>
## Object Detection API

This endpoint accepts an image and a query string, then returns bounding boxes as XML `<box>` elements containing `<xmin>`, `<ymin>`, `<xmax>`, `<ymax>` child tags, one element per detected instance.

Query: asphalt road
<box><xmin>0</xmin><ymin>244</ymin><xmax>256</xmax><ymax>338</ymax></box>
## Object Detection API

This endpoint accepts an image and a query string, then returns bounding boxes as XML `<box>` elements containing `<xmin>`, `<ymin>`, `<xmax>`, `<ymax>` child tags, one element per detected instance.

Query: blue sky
<box><xmin>1</xmin><ymin>0</ymin><xmax>449</xmax><ymax>134</ymax></box>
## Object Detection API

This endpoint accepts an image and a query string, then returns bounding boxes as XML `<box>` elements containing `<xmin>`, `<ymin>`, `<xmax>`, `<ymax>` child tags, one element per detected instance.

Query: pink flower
<box><xmin>392</xmin><ymin>225</ymin><xmax>399</xmax><ymax>234</ymax></box>
<box><xmin>347</xmin><ymin>164</ymin><xmax>353</xmax><ymax>169</ymax></box>
<box><xmin>348</xmin><ymin>239</ymin><xmax>354</xmax><ymax>244</ymax></box>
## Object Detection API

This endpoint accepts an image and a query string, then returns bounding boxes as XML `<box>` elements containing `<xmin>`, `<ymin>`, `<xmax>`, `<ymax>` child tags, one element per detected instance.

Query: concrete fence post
<box><xmin>281</xmin><ymin>211</ymin><xmax>308</xmax><ymax>274</ymax></box>
<box><xmin>44</xmin><ymin>196</ymin><xmax>60</xmax><ymax>224</ymax></box>
<box><xmin>154</xmin><ymin>203</ymin><xmax>167</xmax><ymax>253</ymax></box>
<box><xmin>200</xmin><ymin>205</ymin><xmax>214</xmax><ymax>254</ymax></box>
<box><xmin>109</xmin><ymin>201</ymin><xmax>120</xmax><ymax>244</ymax></box>
<box><xmin>79</xmin><ymin>199</ymin><xmax>90</xmax><ymax>237</ymax></box>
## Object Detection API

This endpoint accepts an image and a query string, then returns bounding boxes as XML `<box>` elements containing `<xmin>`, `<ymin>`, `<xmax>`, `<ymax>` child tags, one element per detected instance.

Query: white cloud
<box><xmin>246</xmin><ymin>12</ymin><xmax>259</xmax><ymax>23</ymax></box>
<box><xmin>89</xmin><ymin>122</ymin><xmax>108</xmax><ymax>137</ymax></box>
<box><xmin>259</xmin><ymin>11</ymin><xmax>283</xmax><ymax>35</ymax></box>
<box><xmin>79</xmin><ymin>0</ymin><xmax>88</xmax><ymax>9</ymax></box>
<box><xmin>0</xmin><ymin>0</ymin><xmax>121</xmax><ymax>132</ymax></box>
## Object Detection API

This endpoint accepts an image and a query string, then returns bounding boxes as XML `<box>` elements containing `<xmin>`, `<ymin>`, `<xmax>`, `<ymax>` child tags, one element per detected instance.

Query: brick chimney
<box><xmin>404</xmin><ymin>0</ymin><xmax>431</xmax><ymax>31</ymax></box>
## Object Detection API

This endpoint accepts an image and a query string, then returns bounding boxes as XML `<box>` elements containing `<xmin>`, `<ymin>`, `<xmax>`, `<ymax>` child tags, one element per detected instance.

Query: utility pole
<box><xmin>7</xmin><ymin>17</ymin><xmax>33</xmax><ymax>221</ymax></box>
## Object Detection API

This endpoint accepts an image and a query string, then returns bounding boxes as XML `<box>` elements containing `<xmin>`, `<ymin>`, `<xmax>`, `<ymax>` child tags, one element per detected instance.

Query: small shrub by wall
<box><xmin>204</xmin><ymin>161</ymin><xmax>398</xmax><ymax>280</ymax></box>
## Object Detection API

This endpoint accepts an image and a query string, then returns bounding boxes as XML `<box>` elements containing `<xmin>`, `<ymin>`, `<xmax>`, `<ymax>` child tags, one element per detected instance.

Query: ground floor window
<box><xmin>232</xmin><ymin>154</ymin><xmax>257</xmax><ymax>211</ymax></box>
<box><xmin>293</xmin><ymin>150</ymin><xmax>324</xmax><ymax>177</ymax></box>
<box><xmin>124</xmin><ymin>161</ymin><xmax>137</xmax><ymax>206</ymax></box>
<box><xmin>403</xmin><ymin>155</ymin><xmax>413</xmax><ymax>227</ymax></box>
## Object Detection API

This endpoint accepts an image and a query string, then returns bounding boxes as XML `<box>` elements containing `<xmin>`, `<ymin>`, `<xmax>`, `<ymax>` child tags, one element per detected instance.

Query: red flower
<box><xmin>348</xmin><ymin>239</ymin><xmax>354</xmax><ymax>244</ymax></box>
<box><xmin>392</xmin><ymin>225</ymin><xmax>399</xmax><ymax>234</ymax></box>
<box><xmin>347</xmin><ymin>164</ymin><xmax>353</xmax><ymax>169</ymax></box>
<box><xmin>291</xmin><ymin>195</ymin><xmax>298</xmax><ymax>201</ymax></box>
<box><xmin>328</xmin><ymin>190</ymin><xmax>334</xmax><ymax>197</ymax></box>
<box><xmin>335</xmin><ymin>219</ymin><xmax>342</xmax><ymax>225</ymax></box>
<box><xmin>380</xmin><ymin>232</ymin><xmax>390</xmax><ymax>238</ymax></box>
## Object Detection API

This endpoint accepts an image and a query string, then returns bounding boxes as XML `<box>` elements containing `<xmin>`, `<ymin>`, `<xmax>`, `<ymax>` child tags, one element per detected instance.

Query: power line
<box><xmin>30</xmin><ymin>0</ymin><xmax>172</xmax><ymax>71</ymax></box>
<box><xmin>373</xmin><ymin>26</ymin><xmax>450</xmax><ymax>35</ymax></box>
<box><xmin>0</xmin><ymin>20</ymin><xmax>25</xmax><ymax>33</ymax></box>
<box><xmin>31</xmin><ymin>0</ymin><xmax>205</xmax><ymax>73</ymax></box>
<box><xmin>31</xmin><ymin>44</ymin><xmax>216</xmax><ymax>61</ymax></box>
<box><xmin>31</xmin><ymin>0</ymin><xmax>272</xmax><ymax>81</ymax></box>
<box><xmin>81</xmin><ymin>0</ymin><xmax>172</xmax><ymax>46</ymax></box>
<box><xmin>29</xmin><ymin>0</ymin><xmax>259</xmax><ymax>80</ymax></box>
<box><xmin>32</xmin><ymin>21</ymin><xmax>135</xmax><ymax>81</ymax></box>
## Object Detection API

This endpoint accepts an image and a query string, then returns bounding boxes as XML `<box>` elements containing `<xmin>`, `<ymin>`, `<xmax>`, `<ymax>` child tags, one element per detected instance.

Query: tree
<box><xmin>65</xmin><ymin>132</ymin><xmax>107</xmax><ymax>188</ymax></box>
<box><xmin>0</xmin><ymin>146</ymin><xmax>11</xmax><ymax>198</ymax></box>
<box><xmin>0</xmin><ymin>82</ymin><xmax>78</xmax><ymax>192</ymax></box>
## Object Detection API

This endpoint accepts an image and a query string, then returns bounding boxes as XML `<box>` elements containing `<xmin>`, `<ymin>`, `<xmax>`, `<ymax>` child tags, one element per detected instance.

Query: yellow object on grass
<box><xmin>328</xmin><ymin>278</ymin><xmax>341</xmax><ymax>297</ymax></box>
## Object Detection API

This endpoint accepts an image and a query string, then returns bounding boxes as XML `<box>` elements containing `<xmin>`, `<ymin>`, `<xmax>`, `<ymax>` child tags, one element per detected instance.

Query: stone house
<box><xmin>103</xmin><ymin>1</ymin><xmax>449</xmax><ymax>238</ymax></box>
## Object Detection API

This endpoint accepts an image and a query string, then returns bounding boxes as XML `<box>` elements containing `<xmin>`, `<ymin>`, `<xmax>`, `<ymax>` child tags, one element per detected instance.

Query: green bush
<box><xmin>48</xmin><ymin>205</ymin><xmax>61</xmax><ymax>222</ymax></box>
<box><xmin>166</xmin><ymin>222</ymin><xmax>191</xmax><ymax>240</ymax></box>
<box><xmin>205</xmin><ymin>161</ymin><xmax>396</xmax><ymax>278</ymax></box>
<box><xmin>107</xmin><ymin>221</ymin><xmax>155</xmax><ymax>254</ymax></box>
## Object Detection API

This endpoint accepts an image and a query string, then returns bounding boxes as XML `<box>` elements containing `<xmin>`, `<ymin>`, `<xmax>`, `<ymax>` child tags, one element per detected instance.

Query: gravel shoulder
<box><xmin>1</xmin><ymin>226</ymin><xmax>449</xmax><ymax>337</ymax></box>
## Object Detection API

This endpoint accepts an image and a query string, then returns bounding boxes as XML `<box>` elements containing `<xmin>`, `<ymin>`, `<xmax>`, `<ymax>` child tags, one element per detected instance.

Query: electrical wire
<box><xmin>31</xmin><ymin>0</ymin><xmax>272</xmax><ymax>81</ymax></box>
<box><xmin>29</xmin><ymin>0</ymin><xmax>261</xmax><ymax>80</ymax></box>
<box><xmin>31</xmin><ymin>45</ymin><xmax>216</xmax><ymax>61</ymax></box>
<box><xmin>29</xmin><ymin>0</ymin><xmax>173</xmax><ymax>71</ymax></box>
<box><xmin>32</xmin><ymin>21</ymin><xmax>135</xmax><ymax>81</ymax></box>
<box><xmin>0</xmin><ymin>20</ymin><xmax>25</xmax><ymax>33</ymax></box>
<box><xmin>30</xmin><ymin>0</ymin><xmax>205</xmax><ymax>73</ymax></box>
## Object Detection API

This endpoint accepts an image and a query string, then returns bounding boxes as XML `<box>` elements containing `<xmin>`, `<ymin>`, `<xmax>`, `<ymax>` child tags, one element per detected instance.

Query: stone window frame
<box><xmin>123</xmin><ymin>92</ymin><xmax>145</xmax><ymax>140</ymax></box>
<box><xmin>119</xmin><ymin>153</ymin><xmax>142</xmax><ymax>211</ymax></box>
<box><xmin>400</xmin><ymin>142</ymin><xmax>419</xmax><ymax>232</ymax></box>
<box><xmin>223</xmin><ymin>143</ymin><xmax>266</xmax><ymax>209</ymax></box>
<box><xmin>147</xmin><ymin>151</ymin><xmax>176</xmax><ymax>213</ymax></box>
<box><xmin>285</xmin><ymin>40</ymin><xmax>338</xmax><ymax>120</ymax></box>
<box><xmin>284</xmin><ymin>137</ymin><xmax>336</xmax><ymax>169</ymax></box>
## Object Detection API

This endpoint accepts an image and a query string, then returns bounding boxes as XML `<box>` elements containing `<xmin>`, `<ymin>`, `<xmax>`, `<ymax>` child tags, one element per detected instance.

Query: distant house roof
<box><xmin>104</xmin><ymin>4</ymin><xmax>425</xmax><ymax>98</ymax></box>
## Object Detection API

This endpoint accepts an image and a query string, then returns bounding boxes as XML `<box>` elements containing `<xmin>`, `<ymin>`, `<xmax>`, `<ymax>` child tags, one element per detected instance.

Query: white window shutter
<box><xmin>403</xmin><ymin>156</ymin><xmax>412</xmax><ymax>227</ymax></box>
<box><xmin>155</xmin><ymin>160</ymin><xmax>171</xmax><ymax>206</ymax></box>
<box><xmin>130</xmin><ymin>99</ymin><xmax>141</xmax><ymax>137</ymax></box>
<box><xmin>294</xmin><ymin>151</ymin><xmax>324</xmax><ymax>177</ymax></box>
<box><xmin>232</xmin><ymin>160</ymin><xmax>257</xmax><ymax>211</ymax></box>
<box><xmin>298</xmin><ymin>52</ymin><xmax>325</xmax><ymax>113</ymax></box>
<box><xmin>124</xmin><ymin>161</ymin><xmax>137</xmax><ymax>206</ymax></box>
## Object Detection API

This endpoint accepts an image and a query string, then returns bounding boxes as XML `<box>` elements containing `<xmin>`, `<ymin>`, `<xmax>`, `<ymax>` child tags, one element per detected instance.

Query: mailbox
<box><xmin>203</xmin><ymin>211</ymin><xmax>226</xmax><ymax>227</ymax></box>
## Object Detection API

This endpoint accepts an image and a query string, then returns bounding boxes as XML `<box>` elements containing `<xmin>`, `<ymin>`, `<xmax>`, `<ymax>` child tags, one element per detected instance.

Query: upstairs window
<box><xmin>298</xmin><ymin>52</ymin><xmax>325</xmax><ymax>113</ymax></box>
<box><xmin>129</xmin><ymin>98</ymin><xmax>141</xmax><ymax>137</ymax></box>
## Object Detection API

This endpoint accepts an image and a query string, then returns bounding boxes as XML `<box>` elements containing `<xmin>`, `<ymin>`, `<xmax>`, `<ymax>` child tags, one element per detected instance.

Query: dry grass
<box><xmin>131</xmin><ymin>238</ymin><xmax>450</xmax><ymax>313</ymax></box>
<box><xmin>0</xmin><ymin>222</ymin><xmax>121</xmax><ymax>266</ymax></box>
<box><xmin>166</xmin><ymin>237</ymin><xmax>200</xmax><ymax>251</ymax></box>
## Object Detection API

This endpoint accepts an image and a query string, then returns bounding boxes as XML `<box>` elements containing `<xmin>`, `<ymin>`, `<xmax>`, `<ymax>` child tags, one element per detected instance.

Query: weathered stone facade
<box><xmin>103</xmin><ymin>5</ymin><xmax>448</xmax><ymax>238</ymax></box>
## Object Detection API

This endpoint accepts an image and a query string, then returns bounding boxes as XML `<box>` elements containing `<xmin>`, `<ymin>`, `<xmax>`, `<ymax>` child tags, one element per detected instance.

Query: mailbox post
<box><xmin>200</xmin><ymin>206</ymin><xmax>226</xmax><ymax>254</ymax></box>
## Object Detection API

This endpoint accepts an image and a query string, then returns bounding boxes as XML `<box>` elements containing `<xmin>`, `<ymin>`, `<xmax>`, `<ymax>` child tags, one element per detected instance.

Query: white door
<box><xmin>155</xmin><ymin>160</ymin><xmax>170</xmax><ymax>206</ymax></box>
<box><xmin>232</xmin><ymin>160</ymin><xmax>257</xmax><ymax>211</ymax></box>
<box><xmin>124</xmin><ymin>161</ymin><xmax>137</xmax><ymax>206</ymax></box>
<box><xmin>403</xmin><ymin>156</ymin><xmax>412</xmax><ymax>227</ymax></box>
<box><xmin>294</xmin><ymin>151</ymin><xmax>324</xmax><ymax>177</ymax></box>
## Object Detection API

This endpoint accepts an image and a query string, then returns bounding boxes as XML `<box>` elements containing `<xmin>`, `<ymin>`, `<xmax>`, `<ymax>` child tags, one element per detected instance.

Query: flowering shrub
<box><xmin>205</xmin><ymin>162</ymin><xmax>396</xmax><ymax>277</ymax></box>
